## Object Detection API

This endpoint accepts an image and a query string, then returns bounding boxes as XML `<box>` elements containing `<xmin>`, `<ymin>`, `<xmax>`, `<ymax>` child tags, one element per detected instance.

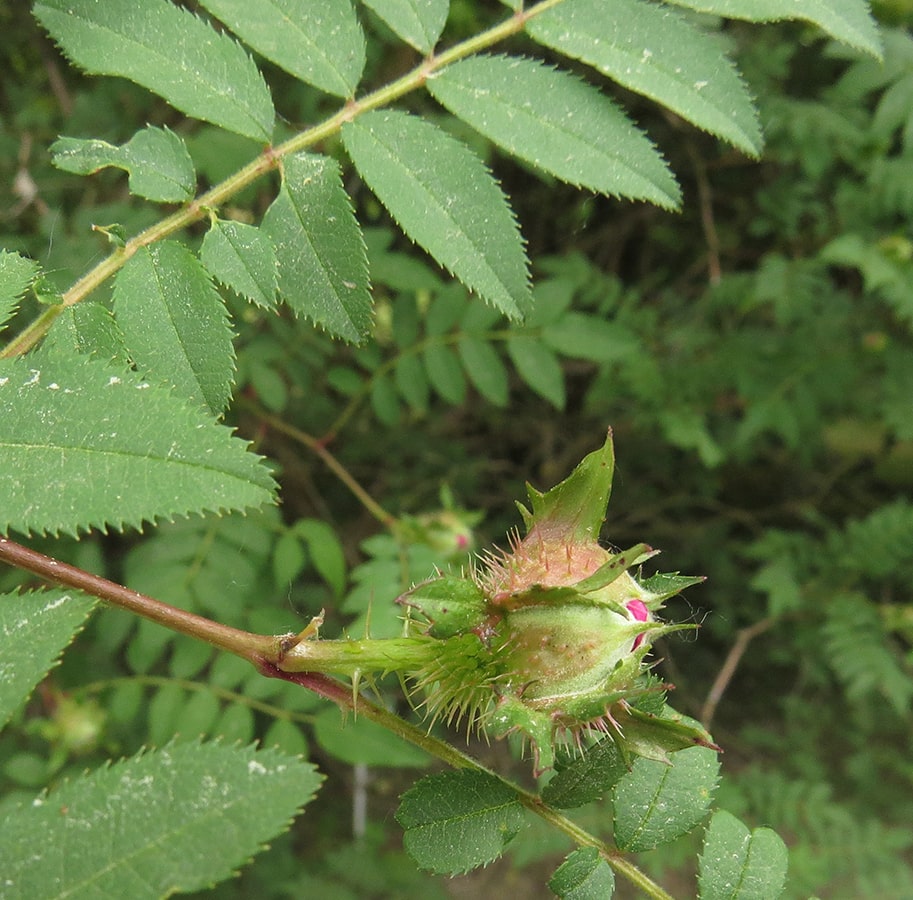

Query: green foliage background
<box><xmin>1</xmin><ymin>0</ymin><xmax>912</xmax><ymax>896</ymax></box>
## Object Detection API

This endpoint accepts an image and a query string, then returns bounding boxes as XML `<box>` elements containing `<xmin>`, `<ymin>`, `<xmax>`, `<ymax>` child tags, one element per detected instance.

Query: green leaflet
<box><xmin>0</xmin><ymin>590</ymin><xmax>96</xmax><ymax>732</ymax></box>
<box><xmin>423</xmin><ymin>343</ymin><xmax>467</xmax><ymax>404</ymax></box>
<box><xmin>51</xmin><ymin>125</ymin><xmax>195</xmax><ymax>202</ymax></box>
<box><xmin>201</xmin><ymin>219</ymin><xmax>278</xmax><ymax>309</ymax></box>
<box><xmin>114</xmin><ymin>242</ymin><xmax>235</xmax><ymax>416</ymax></box>
<box><xmin>396</xmin><ymin>770</ymin><xmax>524</xmax><ymax>874</ymax></box>
<box><xmin>263</xmin><ymin>153</ymin><xmax>372</xmax><ymax>342</ymax></box>
<box><xmin>612</xmin><ymin>746</ymin><xmax>720</xmax><ymax>852</ymax></box>
<box><xmin>458</xmin><ymin>335</ymin><xmax>509</xmax><ymax>406</ymax></box>
<box><xmin>0</xmin><ymin>354</ymin><xmax>276</xmax><ymax>537</ymax></box>
<box><xmin>548</xmin><ymin>848</ymin><xmax>615</xmax><ymax>900</ymax></box>
<box><xmin>543</xmin><ymin>312</ymin><xmax>642</xmax><ymax>364</ymax></box>
<box><xmin>527</xmin><ymin>0</ymin><xmax>762</xmax><ymax>156</ymax></box>
<box><xmin>198</xmin><ymin>0</ymin><xmax>365</xmax><ymax>97</ymax></box>
<box><xmin>293</xmin><ymin>518</ymin><xmax>348</xmax><ymax>598</ymax></box>
<box><xmin>33</xmin><ymin>0</ymin><xmax>274</xmax><ymax>141</ymax></box>
<box><xmin>361</xmin><ymin>0</ymin><xmax>449</xmax><ymax>53</ymax></box>
<box><xmin>0</xmin><ymin>251</ymin><xmax>39</xmax><ymax>334</ymax></box>
<box><xmin>395</xmin><ymin>354</ymin><xmax>430</xmax><ymax>411</ymax></box>
<box><xmin>342</xmin><ymin>110</ymin><xmax>532</xmax><ymax>320</ymax></box>
<box><xmin>45</xmin><ymin>302</ymin><xmax>130</xmax><ymax>365</ymax></box>
<box><xmin>541</xmin><ymin>738</ymin><xmax>629</xmax><ymax>808</ymax></box>
<box><xmin>506</xmin><ymin>335</ymin><xmax>565</xmax><ymax>408</ymax></box>
<box><xmin>666</xmin><ymin>0</ymin><xmax>881</xmax><ymax>58</ymax></box>
<box><xmin>0</xmin><ymin>741</ymin><xmax>322</xmax><ymax>899</ymax></box>
<box><xmin>428</xmin><ymin>54</ymin><xmax>680</xmax><ymax>209</ymax></box>
<box><xmin>698</xmin><ymin>810</ymin><xmax>789</xmax><ymax>900</ymax></box>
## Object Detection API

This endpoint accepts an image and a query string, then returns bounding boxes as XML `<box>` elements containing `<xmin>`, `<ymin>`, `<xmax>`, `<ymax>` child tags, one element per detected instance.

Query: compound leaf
<box><xmin>201</xmin><ymin>219</ymin><xmax>278</xmax><ymax>309</ymax></box>
<box><xmin>0</xmin><ymin>353</ymin><xmax>277</xmax><ymax>537</ymax></box>
<box><xmin>114</xmin><ymin>242</ymin><xmax>235</xmax><ymax>416</ymax></box>
<box><xmin>428</xmin><ymin>54</ymin><xmax>680</xmax><ymax>208</ymax></box>
<box><xmin>666</xmin><ymin>0</ymin><xmax>881</xmax><ymax>58</ymax></box>
<box><xmin>51</xmin><ymin>125</ymin><xmax>195</xmax><ymax>202</ymax></box>
<box><xmin>698</xmin><ymin>810</ymin><xmax>789</xmax><ymax>900</ymax></box>
<box><xmin>34</xmin><ymin>0</ymin><xmax>274</xmax><ymax>141</ymax></box>
<box><xmin>361</xmin><ymin>0</ymin><xmax>449</xmax><ymax>53</ymax></box>
<box><xmin>549</xmin><ymin>847</ymin><xmax>616</xmax><ymax>899</ymax></box>
<box><xmin>0</xmin><ymin>590</ymin><xmax>96</xmax><ymax>732</ymax></box>
<box><xmin>0</xmin><ymin>741</ymin><xmax>321</xmax><ymax>899</ymax></box>
<box><xmin>343</xmin><ymin>109</ymin><xmax>532</xmax><ymax>320</ymax></box>
<box><xmin>263</xmin><ymin>153</ymin><xmax>372</xmax><ymax>342</ymax></box>
<box><xmin>396</xmin><ymin>770</ymin><xmax>524</xmax><ymax>874</ymax></box>
<box><xmin>199</xmin><ymin>0</ymin><xmax>365</xmax><ymax>97</ymax></box>
<box><xmin>613</xmin><ymin>746</ymin><xmax>720</xmax><ymax>852</ymax></box>
<box><xmin>527</xmin><ymin>0</ymin><xmax>762</xmax><ymax>156</ymax></box>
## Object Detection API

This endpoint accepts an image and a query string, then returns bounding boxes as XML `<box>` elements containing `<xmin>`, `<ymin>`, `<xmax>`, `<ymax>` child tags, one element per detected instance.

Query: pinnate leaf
<box><xmin>429</xmin><ymin>54</ymin><xmax>680</xmax><ymax>209</ymax></box>
<box><xmin>0</xmin><ymin>353</ymin><xmax>276</xmax><ymax>537</ymax></box>
<box><xmin>51</xmin><ymin>125</ymin><xmax>195</xmax><ymax>202</ymax></box>
<box><xmin>613</xmin><ymin>746</ymin><xmax>720</xmax><ymax>851</ymax></box>
<box><xmin>0</xmin><ymin>741</ymin><xmax>321</xmax><ymax>899</ymax></box>
<box><xmin>548</xmin><ymin>848</ymin><xmax>615</xmax><ymax>899</ymax></box>
<box><xmin>0</xmin><ymin>590</ymin><xmax>95</xmax><ymax>731</ymax></box>
<box><xmin>201</xmin><ymin>219</ymin><xmax>278</xmax><ymax>309</ymax></box>
<box><xmin>666</xmin><ymin>0</ymin><xmax>881</xmax><ymax>58</ymax></box>
<box><xmin>34</xmin><ymin>0</ymin><xmax>274</xmax><ymax>141</ymax></box>
<box><xmin>527</xmin><ymin>0</ymin><xmax>762</xmax><ymax>156</ymax></box>
<box><xmin>698</xmin><ymin>810</ymin><xmax>789</xmax><ymax>900</ymax></box>
<box><xmin>263</xmin><ymin>153</ymin><xmax>372</xmax><ymax>342</ymax></box>
<box><xmin>396</xmin><ymin>770</ymin><xmax>524</xmax><ymax>874</ymax></box>
<box><xmin>199</xmin><ymin>0</ymin><xmax>365</xmax><ymax>97</ymax></box>
<box><xmin>361</xmin><ymin>0</ymin><xmax>449</xmax><ymax>53</ymax></box>
<box><xmin>113</xmin><ymin>242</ymin><xmax>235</xmax><ymax>415</ymax></box>
<box><xmin>343</xmin><ymin>110</ymin><xmax>532</xmax><ymax>320</ymax></box>
<box><xmin>0</xmin><ymin>251</ymin><xmax>39</xmax><ymax>333</ymax></box>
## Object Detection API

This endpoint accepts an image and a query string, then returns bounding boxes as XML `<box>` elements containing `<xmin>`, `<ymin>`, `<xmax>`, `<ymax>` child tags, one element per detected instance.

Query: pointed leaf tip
<box><xmin>520</xmin><ymin>431</ymin><xmax>615</xmax><ymax>543</ymax></box>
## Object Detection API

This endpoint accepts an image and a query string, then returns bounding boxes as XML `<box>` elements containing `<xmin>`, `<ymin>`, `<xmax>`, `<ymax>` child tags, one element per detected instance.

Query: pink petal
<box><xmin>626</xmin><ymin>599</ymin><xmax>649</xmax><ymax>622</ymax></box>
<box><xmin>626</xmin><ymin>599</ymin><xmax>649</xmax><ymax>650</ymax></box>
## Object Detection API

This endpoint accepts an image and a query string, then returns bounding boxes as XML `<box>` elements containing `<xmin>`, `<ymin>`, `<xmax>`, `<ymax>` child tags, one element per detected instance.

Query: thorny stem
<box><xmin>0</xmin><ymin>537</ymin><xmax>278</xmax><ymax>661</ymax></box>
<box><xmin>1</xmin><ymin>534</ymin><xmax>676</xmax><ymax>899</ymax></box>
<box><xmin>1</xmin><ymin>0</ymin><xmax>566</xmax><ymax>360</ymax></box>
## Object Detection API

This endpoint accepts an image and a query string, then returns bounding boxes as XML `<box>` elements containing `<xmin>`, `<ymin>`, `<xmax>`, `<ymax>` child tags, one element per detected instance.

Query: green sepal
<box><xmin>574</xmin><ymin>543</ymin><xmax>658</xmax><ymax>593</ymax></box>
<box><xmin>640</xmin><ymin>572</ymin><xmax>707</xmax><ymax>602</ymax></box>
<box><xmin>610</xmin><ymin>705</ymin><xmax>720</xmax><ymax>766</ymax></box>
<box><xmin>487</xmin><ymin>694</ymin><xmax>557</xmax><ymax>771</ymax></box>
<box><xmin>517</xmin><ymin>430</ymin><xmax>614</xmax><ymax>543</ymax></box>
<box><xmin>399</xmin><ymin>576</ymin><xmax>488</xmax><ymax>639</ymax></box>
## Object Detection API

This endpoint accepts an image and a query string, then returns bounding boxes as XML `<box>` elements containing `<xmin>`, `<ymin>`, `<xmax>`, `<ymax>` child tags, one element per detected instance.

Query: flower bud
<box><xmin>400</xmin><ymin>431</ymin><xmax>715</xmax><ymax>771</ymax></box>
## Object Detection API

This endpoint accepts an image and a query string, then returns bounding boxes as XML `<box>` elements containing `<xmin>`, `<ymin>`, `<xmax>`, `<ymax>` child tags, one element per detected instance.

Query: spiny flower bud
<box><xmin>400</xmin><ymin>431</ymin><xmax>716</xmax><ymax>772</ymax></box>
